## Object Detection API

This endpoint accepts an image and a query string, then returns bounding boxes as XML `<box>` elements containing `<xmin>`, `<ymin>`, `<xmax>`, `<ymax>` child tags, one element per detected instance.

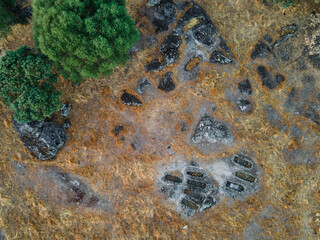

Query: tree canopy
<box><xmin>0</xmin><ymin>46</ymin><xmax>61</xmax><ymax>123</ymax></box>
<box><xmin>32</xmin><ymin>0</ymin><xmax>140</xmax><ymax>84</ymax></box>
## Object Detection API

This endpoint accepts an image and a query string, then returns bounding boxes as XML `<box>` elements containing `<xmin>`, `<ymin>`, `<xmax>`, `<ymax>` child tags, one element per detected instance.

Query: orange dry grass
<box><xmin>0</xmin><ymin>0</ymin><xmax>320</xmax><ymax>239</ymax></box>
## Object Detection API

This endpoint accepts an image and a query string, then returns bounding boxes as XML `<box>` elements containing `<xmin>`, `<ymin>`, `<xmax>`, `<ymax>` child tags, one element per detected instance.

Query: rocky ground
<box><xmin>0</xmin><ymin>0</ymin><xmax>320</xmax><ymax>239</ymax></box>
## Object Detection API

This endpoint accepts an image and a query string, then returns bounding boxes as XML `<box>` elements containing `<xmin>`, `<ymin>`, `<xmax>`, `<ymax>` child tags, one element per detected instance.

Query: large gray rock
<box><xmin>192</xmin><ymin>116</ymin><xmax>232</xmax><ymax>144</ymax></box>
<box><xmin>13</xmin><ymin>120</ymin><xmax>66</xmax><ymax>160</ymax></box>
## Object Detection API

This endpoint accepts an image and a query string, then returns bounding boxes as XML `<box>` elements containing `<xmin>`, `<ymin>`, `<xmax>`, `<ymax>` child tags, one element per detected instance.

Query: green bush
<box><xmin>32</xmin><ymin>0</ymin><xmax>140</xmax><ymax>84</ymax></box>
<box><xmin>0</xmin><ymin>46</ymin><xmax>61</xmax><ymax>123</ymax></box>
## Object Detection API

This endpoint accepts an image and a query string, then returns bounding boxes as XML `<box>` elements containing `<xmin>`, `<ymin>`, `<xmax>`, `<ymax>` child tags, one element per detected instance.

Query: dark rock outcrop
<box><xmin>158</xmin><ymin>72</ymin><xmax>176</xmax><ymax>92</ymax></box>
<box><xmin>161</xmin><ymin>33</ymin><xmax>182</xmax><ymax>65</ymax></box>
<box><xmin>238</xmin><ymin>79</ymin><xmax>252</xmax><ymax>95</ymax></box>
<box><xmin>210</xmin><ymin>50</ymin><xmax>233</xmax><ymax>64</ymax></box>
<box><xmin>251</xmin><ymin>41</ymin><xmax>271</xmax><ymax>60</ymax></box>
<box><xmin>13</xmin><ymin>120</ymin><xmax>66</xmax><ymax>160</ymax></box>
<box><xmin>152</xmin><ymin>0</ymin><xmax>177</xmax><ymax>33</ymax></box>
<box><xmin>121</xmin><ymin>91</ymin><xmax>142</xmax><ymax>106</ymax></box>
<box><xmin>145</xmin><ymin>60</ymin><xmax>165</xmax><ymax>72</ymax></box>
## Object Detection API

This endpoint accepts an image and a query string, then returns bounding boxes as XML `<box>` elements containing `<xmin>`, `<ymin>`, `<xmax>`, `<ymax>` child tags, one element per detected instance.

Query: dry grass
<box><xmin>0</xmin><ymin>0</ymin><xmax>320</xmax><ymax>239</ymax></box>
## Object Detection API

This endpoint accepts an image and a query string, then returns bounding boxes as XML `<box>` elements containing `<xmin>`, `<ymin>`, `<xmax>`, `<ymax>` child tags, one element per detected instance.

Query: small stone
<box><xmin>250</xmin><ymin>41</ymin><xmax>271</xmax><ymax>60</ymax></box>
<box><xmin>273</xmin><ymin>24</ymin><xmax>298</xmax><ymax>48</ymax></box>
<box><xmin>145</xmin><ymin>60</ymin><xmax>165</xmax><ymax>72</ymax></box>
<box><xmin>63</xmin><ymin>119</ymin><xmax>71</xmax><ymax>130</ymax></box>
<box><xmin>185</xmin><ymin>56</ymin><xmax>202</xmax><ymax>71</ymax></box>
<box><xmin>236</xmin><ymin>98</ymin><xmax>252</xmax><ymax>112</ymax></box>
<box><xmin>137</xmin><ymin>78</ymin><xmax>151</xmax><ymax>94</ymax></box>
<box><xmin>238</xmin><ymin>79</ymin><xmax>252</xmax><ymax>95</ymax></box>
<box><xmin>121</xmin><ymin>91</ymin><xmax>142</xmax><ymax>106</ymax></box>
<box><xmin>114</xmin><ymin>126</ymin><xmax>124</xmax><ymax>136</ymax></box>
<box><xmin>146</xmin><ymin>0</ymin><xmax>160</xmax><ymax>7</ymax></box>
<box><xmin>61</xmin><ymin>103</ymin><xmax>71</xmax><ymax>117</ymax></box>
<box><xmin>209</xmin><ymin>50</ymin><xmax>233</xmax><ymax>64</ymax></box>
<box><xmin>158</xmin><ymin>72</ymin><xmax>176</xmax><ymax>92</ymax></box>
<box><xmin>181</xmin><ymin>122</ymin><xmax>188</xmax><ymax>132</ymax></box>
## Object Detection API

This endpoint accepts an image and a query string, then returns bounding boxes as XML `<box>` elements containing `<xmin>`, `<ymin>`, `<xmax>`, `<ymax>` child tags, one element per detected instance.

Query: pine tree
<box><xmin>0</xmin><ymin>46</ymin><xmax>61</xmax><ymax>123</ymax></box>
<box><xmin>32</xmin><ymin>0</ymin><xmax>140</xmax><ymax>84</ymax></box>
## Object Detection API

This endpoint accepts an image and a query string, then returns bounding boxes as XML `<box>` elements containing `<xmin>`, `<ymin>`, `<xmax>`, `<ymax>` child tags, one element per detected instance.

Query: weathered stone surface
<box><xmin>121</xmin><ymin>91</ymin><xmax>142</xmax><ymax>106</ymax></box>
<box><xmin>137</xmin><ymin>78</ymin><xmax>151</xmax><ymax>94</ymax></box>
<box><xmin>13</xmin><ymin>120</ymin><xmax>66</xmax><ymax>160</ymax></box>
<box><xmin>158</xmin><ymin>72</ymin><xmax>175</xmax><ymax>92</ymax></box>
<box><xmin>210</xmin><ymin>50</ymin><xmax>233</xmax><ymax>64</ymax></box>
<box><xmin>145</xmin><ymin>60</ymin><xmax>164</xmax><ymax>72</ymax></box>
<box><xmin>192</xmin><ymin>24</ymin><xmax>216</xmax><ymax>46</ymax></box>
<box><xmin>273</xmin><ymin>24</ymin><xmax>298</xmax><ymax>48</ymax></box>
<box><xmin>192</xmin><ymin>116</ymin><xmax>232</xmax><ymax>144</ymax></box>
<box><xmin>161</xmin><ymin>33</ymin><xmax>182</xmax><ymax>65</ymax></box>
<box><xmin>163</xmin><ymin>48</ymin><xmax>179</xmax><ymax>65</ymax></box>
<box><xmin>146</xmin><ymin>0</ymin><xmax>160</xmax><ymax>7</ymax></box>
<box><xmin>63</xmin><ymin>119</ymin><xmax>71</xmax><ymax>130</ymax></box>
<box><xmin>61</xmin><ymin>103</ymin><xmax>71</xmax><ymax>117</ymax></box>
<box><xmin>152</xmin><ymin>0</ymin><xmax>176</xmax><ymax>33</ymax></box>
<box><xmin>251</xmin><ymin>41</ymin><xmax>271</xmax><ymax>60</ymax></box>
<box><xmin>236</xmin><ymin>98</ymin><xmax>253</xmax><ymax>112</ymax></box>
<box><xmin>238</xmin><ymin>79</ymin><xmax>252</xmax><ymax>95</ymax></box>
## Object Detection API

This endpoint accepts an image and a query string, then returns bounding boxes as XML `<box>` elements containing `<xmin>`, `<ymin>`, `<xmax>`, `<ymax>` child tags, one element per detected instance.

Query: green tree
<box><xmin>32</xmin><ymin>0</ymin><xmax>140</xmax><ymax>84</ymax></box>
<box><xmin>0</xmin><ymin>46</ymin><xmax>61</xmax><ymax>123</ymax></box>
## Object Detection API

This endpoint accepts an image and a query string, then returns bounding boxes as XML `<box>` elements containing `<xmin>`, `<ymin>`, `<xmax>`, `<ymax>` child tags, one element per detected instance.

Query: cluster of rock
<box><xmin>159</xmin><ymin>154</ymin><xmax>259</xmax><ymax>216</ymax></box>
<box><xmin>161</xmin><ymin>162</ymin><xmax>218</xmax><ymax>216</ymax></box>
